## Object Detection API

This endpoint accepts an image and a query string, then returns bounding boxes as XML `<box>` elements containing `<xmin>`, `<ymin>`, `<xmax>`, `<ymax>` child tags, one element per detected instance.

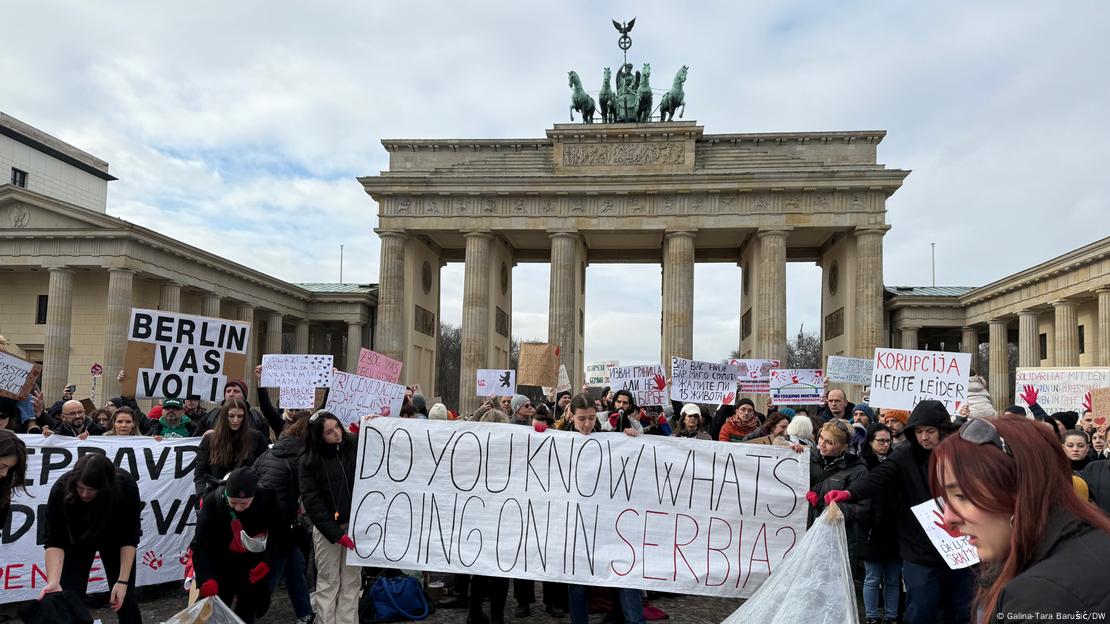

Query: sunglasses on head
<box><xmin>959</xmin><ymin>418</ymin><xmax>1013</xmax><ymax>458</ymax></box>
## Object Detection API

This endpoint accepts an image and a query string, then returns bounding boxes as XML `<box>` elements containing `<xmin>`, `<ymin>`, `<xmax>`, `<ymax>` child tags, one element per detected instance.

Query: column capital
<box><xmin>988</xmin><ymin>318</ymin><xmax>1010</xmax><ymax>327</ymax></box>
<box><xmin>853</xmin><ymin>225</ymin><xmax>892</xmax><ymax>237</ymax></box>
<box><xmin>961</xmin><ymin>325</ymin><xmax>979</xmax><ymax>332</ymax></box>
<box><xmin>664</xmin><ymin>229</ymin><xmax>698</xmax><ymax>240</ymax></box>
<box><xmin>1096</xmin><ymin>287</ymin><xmax>1110</xmax><ymax>295</ymax></box>
<box><xmin>162</xmin><ymin>280</ymin><xmax>183</xmax><ymax>287</ymax></box>
<box><xmin>1017</xmin><ymin>308</ymin><xmax>1040</xmax><ymax>318</ymax></box>
<box><xmin>756</xmin><ymin>227</ymin><xmax>791</xmax><ymax>239</ymax></box>
<box><xmin>46</xmin><ymin>266</ymin><xmax>73</xmax><ymax>274</ymax></box>
<box><xmin>374</xmin><ymin>229</ymin><xmax>409</xmax><ymax>240</ymax></box>
<box><xmin>237</xmin><ymin>303</ymin><xmax>256</xmax><ymax>312</ymax></box>
<box><xmin>463</xmin><ymin>230</ymin><xmax>495</xmax><ymax>240</ymax></box>
<box><xmin>346</xmin><ymin>318</ymin><xmax>363</xmax><ymax>327</ymax></box>
<box><xmin>1050</xmin><ymin>299</ymin><xmax>1079</xmax><ymax>310</ymax></box>
<box><xmin>547</xmin><ymin>230</ymin><xmax>581</xmax><ymax>241</ymax></box>
<box><xmin>106</xmin><ymin>266</ymin><xmax>136</xmax><ymax>275</ymax></box>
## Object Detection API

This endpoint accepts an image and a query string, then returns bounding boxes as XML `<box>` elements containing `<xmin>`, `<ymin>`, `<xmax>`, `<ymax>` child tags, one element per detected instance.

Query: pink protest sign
<box><xmin>356</xmin><ymin>348</ymin><xmax>403</xmax><ymax>383</ymax></box>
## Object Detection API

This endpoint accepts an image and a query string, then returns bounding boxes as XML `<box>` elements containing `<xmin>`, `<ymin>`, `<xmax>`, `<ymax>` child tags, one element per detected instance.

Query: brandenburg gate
<box><xmin>361</xmin><ymin>121</ymin><xmax>908</xmax><ymax>412</ymax></box>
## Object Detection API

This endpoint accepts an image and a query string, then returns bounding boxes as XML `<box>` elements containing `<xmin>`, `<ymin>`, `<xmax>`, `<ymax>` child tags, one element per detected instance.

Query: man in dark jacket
<box><xmin>1079</xmin><ymin>459</ymin><xmax>1110</xmax><ymax>514</ymax></box>
<box><xmin>827</xmin><ymin>400</ymin><xmax>973</xmax><ymax>624</ymax></box>
<box><xmin>817</xmin><ymin>388</ymin><xmax>855</xmax><ymax>423</ymax></box>
<box><xmin>41</xmin><ymin>400</ymin><xmax>105</xmax><ymax>438</ymax></box>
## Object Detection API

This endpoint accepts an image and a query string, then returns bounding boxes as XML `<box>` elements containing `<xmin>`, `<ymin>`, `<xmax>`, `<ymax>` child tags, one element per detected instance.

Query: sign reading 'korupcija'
<box><xmin>869</xmin><ymin>348</ymin><xmax>971</xmax><ymax>412</ymax></box>
<box><xmin>346</xmin><ymin>419</ymin><xmax>810</xmax><ymax>598</ymax></box>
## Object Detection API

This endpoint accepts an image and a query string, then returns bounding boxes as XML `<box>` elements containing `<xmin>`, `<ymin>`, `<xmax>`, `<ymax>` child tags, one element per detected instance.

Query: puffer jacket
<box><xmin>253</xmin><ymin>435</ymin><xmax>304</xmax><ymax>522</ymax></box>
<box><xmin>193</xmin><ymin>429</ymin><xmax>269</xmax><ymax>498</ymax></box>
<box><xmin>1079</xmin><ymin>459</ymin><xmax>1110</xmax><ymax>514</ymax></box>
<box><xmin>298</xmin><ymin>437</ymin><xmax>356</xmax><ymax>543</ymax></box>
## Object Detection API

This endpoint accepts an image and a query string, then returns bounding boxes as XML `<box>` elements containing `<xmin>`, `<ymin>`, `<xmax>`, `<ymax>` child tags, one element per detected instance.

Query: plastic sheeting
<box><xmin>161</xmin><ymin>597</ymin><xmax>245</xmax><ymax>624</ymax></box>
<box><xmin>720</xmin><ymin>503</ymin><xmax>859</xmax><ymax>624</ymax></box>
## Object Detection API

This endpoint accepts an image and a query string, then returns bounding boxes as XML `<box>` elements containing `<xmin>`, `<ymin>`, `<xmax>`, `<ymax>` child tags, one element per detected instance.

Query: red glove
<box><xmin>338</xmin><ymin>535</ymin><xmax>355</xmax><ymax>550</ymax></box>
<box><xmin>199</xmin><ymin>579</ymin><xmax>219</xmax><ymax>597</ymax></box>
<box><xmin>657</xmin><ymin>414</ymin><xmax>668</xmax><ymax>426</ymax></box>
<box><xmin>248</xmin><ymin>562</ymin><xmax>270</xmax><ymax>584</ymax></box>
<box><xmin>825</xmin><ymin>490</ymin><xmax>852</xmax><ymax>506</ymax></box>
<box><xmin>805</xmin><ymin>491</ymin><xmax>819</xmax><ymax>508</ymax></box>
<box><xmin>348</xmin><ymin>422</ymin><xmax>360</xmax><ymax>434</ymax></box>
<box><xmin>533</xmin><ymin>421</ymin><xmax>548</xmax><ymax>433</ymax></box>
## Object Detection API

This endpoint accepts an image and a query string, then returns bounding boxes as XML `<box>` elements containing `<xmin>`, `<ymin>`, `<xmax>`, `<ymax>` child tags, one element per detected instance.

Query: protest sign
<box><xmin>869</xmin><ymin>348</ymin><xmax>971</xmax><ymax>412</ymax></box>
<box><xmin>1092</xmin><ymin>388</ymin><xmax>1110</xmax><ymax>422</ymax></box>
<box><xmin>1014</xmin><ymin>367</ymin><xmax>1110</xmax><ymax>414</ymax></box>
<box><xmin>325</xmin><ymin>372</ymin><xmax>407</xmax><ymax>425</ymax></box>
<box><xmin>260</xmin><ymin>354</ymin><xmax>333</xmax><ymax>388</ymax></box>
<box><xmin>728</xmin><ymin>359</ymin><xmax>779</xmax><ymax>394</ymax></box>
<box><xmin>123</xmin><ymin>309</ymin><xmax>250</xmax><ymax>402</ymax></box>
<box><xmin>586</xmin><ymin>361</ymin><xmax>619</xmax><ymax>385</ymax></box>
<box><xmin>280</xmin><ymin>386</ymin><xmax>317</xmax><ymax>409</ymax></box>
<box><xmin>346</xmin><ymin>419</ymin><xmax>810</xmax><ymax>597</ymax></box>
<box><xmin>0</xmin><ymin>436</ymin><xmax>198</xmax><ymax>604</ymax></box>
<box><xmin>671</xmin><ymin>357</ymin><xmax>739</xmax><ymax>404</ymax></box>
<box><xmin>825</xmin><ymin>356</ymin><xmax>873</xmax><ymax>387</ymax></box>
<box><xmin>0</xmin><ymin>350</ymin><xmax>41</xmax><ymax>400</ymax></box>
<box><xmin>356</xmin><ymin>348</ymin><xmax>403</xmax><ymax>384</ymax></box>
<box><xmin>769</xmin><ymin>369</ymin><xmax>825</xmax><ymax>405</ymax></box>
<box><xmin>518</xmin><ymin>343</ymin><xmax>559</xmax><ymax>387</ymax></box>
<box><xmin>911</xmin><ymin>499</ymin><xmax>980</xmax><ymax>570</ymax></box>
<box><xmin>477</xmin><ymin>369</ymin><xmax>516</xmax><ymax>396</ymax></box>
<box><xmin>608</xmin><ymin>364</ymin><xmax>668</xmax><ymax>406</ymax></box>
<box><xmin>543</xmin><ymin>365</ymin><xmax>572</xmax><ymax>397</ymax></box>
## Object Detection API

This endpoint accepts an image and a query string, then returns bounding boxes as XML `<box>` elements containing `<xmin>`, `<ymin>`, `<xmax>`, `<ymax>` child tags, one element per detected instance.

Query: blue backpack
<box><xmin>361</xmin><ymin>574</ymin><xmax>431</xmax><ymax>622</ymax></box>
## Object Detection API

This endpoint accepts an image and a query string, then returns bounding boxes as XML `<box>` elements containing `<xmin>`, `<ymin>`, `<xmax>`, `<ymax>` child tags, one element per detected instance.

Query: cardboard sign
<box><xmin>543</xmin><ymin>365</ymin><xmax>572</xmax><ymax>397</ymax></box>
<box><xmin>1092</xmin><ymin>387</ymin><xmax>1110</xmax><ymax>419</ymax></box>
<box><xmin>869</xmin><ymin>348</ymin><xmax>971</xmax><ymax>412</ymax></box>
<box><xmin>609</xmin><ymin>364</ymin><xmax>668</xmax><ymax>406</ymax></box>
<box><xmin>346</xmin><ymin>419</ymin><xmax>811</xmax><ymax>598</ymax></box>
<box><xmin>260</xmin><ymin>354</ymin><xmax>333</xmax><ymax>388</ymax></box>
<box><xmin>911</xmin><ymin>499</ymin><xmax>980</xmax><ymax>570</ymax></box>
<box><xmin>769</xmin><ymin>369</ymin><xmax>825</xmax><ymax>405</ymax></box>
<box><xmin>518</xmin><ymin>343</ymin><xmax>559</xmax><ymax>387</ymax></box>
<box><xmin>279</xmin><ymin>386</ymin><xmax>317</xmax><ymax>409</ymax></box>
<box><xmin>1</xmin><ymin>436</ymin><xmax>199</xmax><ymax>604</ymax></box>
<box><xmin>123</xmin><ymin>309</ymin><xmax>250</xmax><ymax>402</ymax></box>
<box><xmin>356</xmin><ymin>348</ymin><xmax>403</xmax><ymax>384</ymax></box>
<box><xmin>477</xmin><ymin>369</ymin><xmax>516</xmax><ymax>396</ymax></box>
<box><xmin>586</xmin><ymin>360</ymin><xmax>620</xmax><ymax>385</ymax></box>
<box><xmin>0</xmin><ymin>350</ymin><xmax>41</xmax><ymax>400</ymax></box>
<box><xmin>825</xmin><ymin>356</ymin><xmax>873</xmax><ymax>386</ymax></box>
<box><xmin>729</xmin><ymin>359</ymin><xmax>779</xmax><ymax>394</ymax></box>
<box><xmin>1014</xmin><ymin>367</ymin><xmax>1110</xmax><ymax>414</ymax></box>
<box><xmin>325</xmin><ymin>372</ymin><xmax>407</xmax><ymax>425</ymax></box>
<box><xmin>670</xmin><ymin>357</ymin><xmax>739</xmax><ymax>404</ymax></box>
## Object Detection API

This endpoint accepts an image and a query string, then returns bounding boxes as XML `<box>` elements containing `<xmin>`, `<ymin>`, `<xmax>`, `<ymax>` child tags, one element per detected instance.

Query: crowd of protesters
<box><xmin>2</xmin><ymin>340</ymin><xmax>1110</xmax><ymax>624</ymax></box>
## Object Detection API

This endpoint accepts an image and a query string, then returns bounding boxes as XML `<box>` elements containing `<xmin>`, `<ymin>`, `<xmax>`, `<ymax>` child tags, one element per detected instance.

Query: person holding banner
<box><xmin>194</xmin><ymin>399</ymin><xmax>269</xmax><ymax>498</ymax></box>
<box><xmin>932</xmin><ymin>416</ymin><xmax>1110</xmax><ymax>622</ymax></box>
<box><xmin>40</xmin><ymin>453</ymin><xmax>143</xmax><ymax>623</ymax></box>
<box><xmin>0</xmin><ymin>429</ymin><xmax>27</xmax><ymax>519</ymax></box>
<box><xmin>192</xmin><ymin>467</ymin><xmax>283</xmax><ymax>624</ymax></box>
<box><xmin>299</xmin><ymin>410</ymin><xmax>360</xmax><ymax>624</ymax></box>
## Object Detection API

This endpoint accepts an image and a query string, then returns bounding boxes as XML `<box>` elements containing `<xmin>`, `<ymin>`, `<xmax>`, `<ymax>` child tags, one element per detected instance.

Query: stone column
<box><xmin>548</xmin><ymin>232</ymin><xmax>581</xmax><ymax>387</ymax></box>
<box><xmin>294</xmin><ymin>321</ymin><xmax>310</xmax><ymax>354</ymax></box>
<box><xmin>102</xmin><ymin>268</ymin><xmax>134</xmax><ymax>400</ymax></box>
<box><xmin>237</xmin><ymin>304</ymin><xmax>256</xmax><ymax>398</ymax></box>
<box><xmin>374</xmin><ymin>231</ymin><xmax>407</xmax><ymax>361</ymax></box>
<box><xmin>901</xmin><ymin>326</ymin><xmax>920</xmax><ymax>350</ymax></box>
<box><xmin>1017</xmin><ymin>310</ymin><xmax>1040</xmax><ymax>368</ymax></box>
<box><xmin>346</xmin><ymin>321</ymin><xmax>363</xmax><ymax>373</ymax></box>
<box><xmin>42</xmin><ymin>267</ymin><xmax>74</xmax><ymax>404</ymax></box>
<box><xmin>755</xmin><ymin>229</ymin><xmax>788</xmax><ymax>362</ymax></box>
<box><xmin>460</xmin><ymin>232</ymin><xmax>493</xmax><ymax>414</ymax></box>
<box><xmin>1098</xmin><ymin>289</ymin><xmax>1110</xmax><ymax>366</ymax></box>
<box><xmin>988</xmin><ymin>319</ymin><xmax>1010</xmax><ymax>412</ymax></box>
<box><xmin>1053</xmin><ymin>300</ymin><xmax>1079</xmax><ymax>367</ymax></box>
<box><xmin>961</xmin><ymin>327</ymin><xmax>980</xmax><ymax>371</ymax></box>
<box><xmin>661</xmin><ymin>231</ymin><xmax>695</xmax><ymax>373</ymax></box>
<box><xmin>202</xmin><ymin>293</ymin><xmax>223</xmax><ymax>318</ymax></box>
<box><xmin>265</xmin><ymin>311</ymin><xmax>283</xmax><ymax>355</ymax></box>
<box><xmin>854</xmin><ymin>227</ymin><xmax>887</xmax><ymax>358</ymax></box>
<box><xmin>159</xmin><ymin>282</ymin><xmax>182</xmax><ymax>312</ymax></box>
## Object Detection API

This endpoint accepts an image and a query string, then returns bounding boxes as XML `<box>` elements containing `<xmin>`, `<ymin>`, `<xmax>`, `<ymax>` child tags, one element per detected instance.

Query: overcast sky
<box><xmin>5</xmin><ymin>1</ymin><xmax>1107</xmax><ymax>367</ymax></box>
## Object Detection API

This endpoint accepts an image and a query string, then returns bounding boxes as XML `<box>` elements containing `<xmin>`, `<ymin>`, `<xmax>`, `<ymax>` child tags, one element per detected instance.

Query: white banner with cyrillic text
<box><xmin>346</xmin><ymin>419</ymin><xmax>810</xmax><ymax>597</ymax></box>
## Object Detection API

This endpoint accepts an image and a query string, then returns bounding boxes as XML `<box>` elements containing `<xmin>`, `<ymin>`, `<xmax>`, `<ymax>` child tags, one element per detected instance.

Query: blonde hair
<box><xmin>820</xmin><ymin>421</ymin><xmax>850</xmax><ymax>445</ymax></box>
<box><xmin>479</xmin><ymin>409</ymin><xmax>510</xmax><ymax>424</ymax></box>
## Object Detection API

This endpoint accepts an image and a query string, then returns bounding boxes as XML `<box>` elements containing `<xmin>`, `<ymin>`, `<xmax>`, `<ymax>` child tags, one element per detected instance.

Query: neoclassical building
<box><xmin>0</xmin><ymin>113</ymin><xmax>375</xmax><ymax>405</ymax></box>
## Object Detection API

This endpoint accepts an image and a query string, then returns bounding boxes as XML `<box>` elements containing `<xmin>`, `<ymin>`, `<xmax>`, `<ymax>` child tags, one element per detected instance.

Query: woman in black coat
<box><xmin>858</xmin><ymin>424</ymin><xmax>902</xmax><ymax>624</ymax></box>
<box><xmin>807</xmin><ymin>420</ymin><xmax>870</xmax><ymax>578</ymax></box>
<box><xmin>0</xmin><ymin>429</ymin><xmax>27</xmax><ymax>519</ymax></box>
<box><xmin>40</xmin><ymin>454</ymin><xmax>143</xmax><ymax>623</ymax></box>
<box><xmin>194</xmin><ymin>399</ymin><xmax>268</xmax><ymax>498</ymax></box>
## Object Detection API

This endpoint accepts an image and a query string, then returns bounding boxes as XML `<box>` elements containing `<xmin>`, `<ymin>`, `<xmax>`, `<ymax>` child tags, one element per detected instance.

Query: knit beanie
<box><xmin>428</xmin><ymin>403</ymin><xmax>448</xmax><ymax>420</ymax></box>
<box><xmin>778</xmin><ymin>407</ymin><xmax>796</xmax><ymax>420</ymax></box>
<box><xmin>226</xmin><ymin>379</ymin><xmax>249</xmax><ymax>397</ymax></box>
<box><xmin>853</xmin><ymin>403</ymin><xmax>875</xmax><ymax>422</ymax></box>
<box><xmin>225</xmin><ymin>468</ymin><xmax>258</xmax><ymax>499</ymax></box>
<box><xmin>680</xmin><ymin>403</ymin><xmax>701</xmax><ymax>417</ymax></box>
<box><xmin>411</xmin><ymin>393</ymin><xmax>428</xmax><ymax>414</ymax></box>
<box><xmin>736</xmin><ymin>398</ymin><xmax>755</xmax><ymax>409</ymax></box>
<box><xmin>511</xmin><ymin>394</ymin><xmax>530</xmax><ymax>416</ymax></box>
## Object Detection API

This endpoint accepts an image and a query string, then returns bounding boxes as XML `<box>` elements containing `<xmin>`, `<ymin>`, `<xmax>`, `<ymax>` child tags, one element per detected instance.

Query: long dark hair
<box><xmin>63</xmin><ymin>453</ymin><xmax>118</xmax><ymax>540</ymax></box>
<box><xmin>302</xmin><ymin>411</ymin><xmax>354</xmax><ymax>468</ymax></box>
<box><xmin>0</xmin><ymin>430</ymin><xmax>27</xmax><ymax>510</ymax></box>
<box><xmin>930</xmin><ymin>416</ymin><xmax>1110</xmax><ymax>624</ymax></box>
<box><xmin>209</xmin><ymin>399</ymin><xmax>253</xmax><ymax>468</ymax></box>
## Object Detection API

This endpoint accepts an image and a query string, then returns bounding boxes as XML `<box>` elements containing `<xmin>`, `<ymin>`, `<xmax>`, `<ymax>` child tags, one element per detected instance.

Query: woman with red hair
<box><xmin>931</xmin><ymin>416</ymin><xmax>1110</xmax><ymax>622</ymax></box>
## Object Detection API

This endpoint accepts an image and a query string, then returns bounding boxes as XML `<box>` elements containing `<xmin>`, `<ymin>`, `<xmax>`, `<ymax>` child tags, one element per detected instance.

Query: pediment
<box><xmin>0</xmin><ymin>185</ymin><xmax>123</xmax><ymax>232</ymax></box>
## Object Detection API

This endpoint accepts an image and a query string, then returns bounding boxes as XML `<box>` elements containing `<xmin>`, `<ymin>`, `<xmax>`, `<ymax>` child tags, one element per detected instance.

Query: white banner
<box><xmin>671</xmin><ymin>357</ymin><xmax>739</xmax><ymax>404</ymax></box>
<box><xmin>728</xmin><ymin>359</ymin><xmax>779</xmax><ymax>394</ymax></box>
<box><xmin>608</xmin><ymin>364</ymin><xmax>668</xmax><ymax>406</ymax></box>
<box><xmin>346</xmin><ymin>419</ymin><xmax>810</xmax><ymax>597</ymax></box>
<box><xmin>1</xmin><ymin>436</ymin><xmax>199</xmax><ymax>604</ymax></box>
<box><xmin>326</xmin><ymin>372</ymin><xmax>407</xmax><ymax>425</ymax></box>
<box><xmin>869</xmin><ymin>348</ymin><xmax>971</xmax><ymax>412</ymax></box>
<box><xmin>1014</xmin><ymin>367</ymin><xmax>1110</xmax><ymax>414</ymax></box>
<box><xmin>825</xmin><ymin>356</ymin><xmax>874</xmax><ymax>386</ymax></box>
<box><xmin>260</xmin><ymin>354</ymin><xmax>333</xmax><ymax>388</ymax></box>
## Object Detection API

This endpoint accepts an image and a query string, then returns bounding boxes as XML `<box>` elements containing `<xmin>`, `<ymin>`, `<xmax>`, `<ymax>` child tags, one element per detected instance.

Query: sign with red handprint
<box><xmin>1013</xmin><ymin>367</ymin><xmax>1110</xmax><ymax>415</ymax></box>
<box><xmin>911</xmin><ymin>499</ymin><xmax>980</xmax><ymax>570</ymax></box>
<box><xmin>768</xmin><ymin>369</ymin><xmax>824</xmax><ymax>405</ymax></box>
<box><xmin>670</xmin><ymin>357</ymin><xmax>740</xmax><ymax>405</ymax></box>
<box><xmin>728</xmin><ymin>359</ymin><xmax>780</xmax><ymax>393</ymax></box>
<box><xmin>608</xmin><ymin>363</ymin><xmax>668</xmax><ymax>406</ymax></box>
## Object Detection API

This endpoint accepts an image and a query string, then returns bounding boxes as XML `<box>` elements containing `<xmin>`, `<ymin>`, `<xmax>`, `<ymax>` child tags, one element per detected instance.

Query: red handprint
<box><xmin>1019</xmin><ymin>385</ymin><xmax>1038</xmax><ymax>406</ymax></box>
<box><xmin>1082</xmin><ymin>391</ymin><xmax>1092</xmax><ymax>413</ymax></box>
<box><xmin>652</xmin><ymin>374</ymin><xmax>666</xmax><ymax>391</ymax></box>
<box><xmin>722</xmin><ymin>392</ymin><xmax>735</xmax><ymax>406</ymax></box>
<box><xmin>790</xmin><ymin>374</ymin><xmax>799</xmax><ymax>384</ymax></box>
<box><xmin>142</xmin><ymin>550</ymin><xmax>163</xmax><ymax>571</ymax></box>
<box><xmin>932</xmin><ymin>510</ymin><xmax>962</xmax><ymax>538</ymax></box>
